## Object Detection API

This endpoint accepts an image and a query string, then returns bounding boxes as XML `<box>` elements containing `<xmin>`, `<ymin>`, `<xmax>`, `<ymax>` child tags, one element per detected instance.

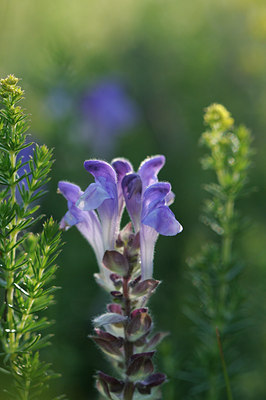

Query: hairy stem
<box><xmin>123</xmin><ymin>276</ymin><xmax>134</xmax><ymax>400</ymax></box>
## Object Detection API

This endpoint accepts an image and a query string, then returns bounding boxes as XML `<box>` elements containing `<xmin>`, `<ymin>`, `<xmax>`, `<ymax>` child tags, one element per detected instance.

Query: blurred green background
<box><xmin>1</xmin><ymin>0</ymin><xmax>266</xmax><ymax>399</ymax></box>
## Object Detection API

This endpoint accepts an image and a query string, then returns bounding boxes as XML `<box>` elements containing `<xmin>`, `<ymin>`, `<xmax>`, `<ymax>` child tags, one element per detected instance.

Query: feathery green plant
<box><xmin>0</xmin><ymin>75</ymin><xmax>63</xmax><ymax>399</ymax></box>
<box><xmin>184</xmin><ymin>104</ymin><xmax>253</xmax><ymax>399</ymax></box>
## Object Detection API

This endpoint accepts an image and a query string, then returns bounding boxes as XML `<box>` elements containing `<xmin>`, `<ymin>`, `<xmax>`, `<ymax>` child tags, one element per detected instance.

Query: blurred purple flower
<box><xmin>16</xmin><ymin>143</ymin><xmax>35</xmax><ymax>202</ymax></box>
<box><xmin>45</xmin><ymin>87</ymin><xmax>73</xmax><ymax>120</ymax></box>
<box><xmin>80</xmin><ymin>80</ymin><xmax>138</xmax><ymax>155</ymax></box>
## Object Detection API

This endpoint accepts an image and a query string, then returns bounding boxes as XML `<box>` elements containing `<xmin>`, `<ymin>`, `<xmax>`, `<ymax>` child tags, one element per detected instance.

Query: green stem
<box><xmin>216</xmin><ymin>327</ymin><xmax>234</xmax><ymax>400</ymax></box>
<box><xmin>207</xmin><ymin>375</ymin><xmax>219</xmax><ymax>400</ymax></box>
<box><xmin>16</xmin><ymin>298</ymin><xmax>34</xmax><ymax>345</ymax></box>
<box><xmin>222</xmin><ymin>198</ymin><xmax>234</xmax><ymax>267</ymax></box>
<box><xmin>219</xmin><ymin>196</ymin><xmax>235</xmax><ymax>315</ymax></box>
<box><xmin>6</xmin><ymin>150</ymin><xmax>17</xmax><ymax>353</ymax></box>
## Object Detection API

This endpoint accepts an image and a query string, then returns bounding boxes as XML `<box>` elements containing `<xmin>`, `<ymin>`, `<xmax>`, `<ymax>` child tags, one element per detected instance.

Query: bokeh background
<box><xmin>1</xmin><ymin>0</ymin><xmax>266</xmax><ymax>399</ymax></box>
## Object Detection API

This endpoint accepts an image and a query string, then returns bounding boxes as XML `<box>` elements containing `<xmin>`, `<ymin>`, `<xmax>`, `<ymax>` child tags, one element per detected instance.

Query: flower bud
<box><xmin>5</xmin><ymin>75</ymin><xmax>19</xmax><ymax>86</ymax></box>
<box><xmin>91</xmin><ymin>336</ymin><xmax>123</xmax><ymax>361</ymax></box>
<box><xmin>126</xmin><ymin>352</ymin><xmax>155</xmax><ymax>380</ymax></box>
<box><xmin>127</xmin><ymin>310</ymin><xmax>152</xmax><ymax>342</ymax></box>
<box><xmin>131</xmin><ymin>279</ymin><xmax>160</xmax><ymax>298</ymax></box>
<box><xmin>136</xmin><ymin>373</ymin><xmax>166</xmax><ymax>395</ymax></box>
<box><xmin>103</xmin><ymin>250</ymin><xmax>129</xmax><ymax>277</ymax></box>
<box><xmin>96</xmin><ymin>371</ymin><xmax>124</xmax><ymax>398</ymax></box>
<box><xmin>107</xmin><ymin>303</ymin><xmax>122</xmax><ymax>314</ymax></box>
<box><xmin>93</xmin><ymin>313</ymin><xmax>127</xmax><ymax>328</ymax></box>
<box><xmin>144</xmin><ymin>331</ymin><xmax>169</xmax><ymax>351</ymax></box>
<box><xmin>204</xmin><ymin>103</ymin><xmax>234</xmax><ymax>131</ymax></box>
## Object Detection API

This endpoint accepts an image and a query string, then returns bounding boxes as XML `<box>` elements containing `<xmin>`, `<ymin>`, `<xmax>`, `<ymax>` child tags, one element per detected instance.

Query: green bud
<box><xmin>204</xmin><ymin>103</ymin><xmax>234</xmax><ymax>131</ymax></box>
<box><xmin>5</xmin><ymin>74</ymin><xmax>19</xmax><ymax>86</ymax></box>
<box><xmin>0</xmin><ymin>75</ymin><xmax>24</xmax><ymax>97</ymax></box>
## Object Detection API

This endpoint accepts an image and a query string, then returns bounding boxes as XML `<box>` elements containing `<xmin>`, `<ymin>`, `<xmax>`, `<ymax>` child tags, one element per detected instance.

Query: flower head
<box><xmin>121</xmin><ymin>155</ymin><xmax>183</xmax><ymax>279</ymax></box>
<box><xmin>58</xmin><ymin>155</ymin><xmax>182</xmax><ymax>288</ymax></box>
<box><xmin>58</xmin><ymin>158</ymin><xmax>132</xmax><ymax>290</ymax></box>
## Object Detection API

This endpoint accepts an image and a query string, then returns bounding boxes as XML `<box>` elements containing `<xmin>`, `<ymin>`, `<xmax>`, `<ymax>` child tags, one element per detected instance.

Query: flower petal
<box><xmin>83</xmin><ymin>159</ymin><xmax>119</xmax><ymax>250</ymax></box>
<box><xmin>76</xmin><ymin>210</ymin><xmax>105</xmax><ymax>266</ymax></box>
<box><xmin>111</xmin><ymin>158</ymin><xmax>133</xmax><ymax>220</ymax></box>
<box><xmin>140</xmin><ymin>225</ymin><xmax>158</xmax><ymax>280</ymax></box>
<box><xmin>111</xmin><ymin>158</ymin><xmax>133</xmax><ymax>180</ymax></box>
<box><xmin>77</xmin><ymin>182</ymin><xmax>111</xmax><ymax>211</ymax></box>
<box><xmin>84</xmin><ymin>159</ymin><xmax>117</xmax><ymax>183</ymax></box>
<box><xmin>166</xmin><ymin>190</ymin><xmax>175</xmax><ymax>206</ymax></box>
<box><xmin>58</xmin><ymin>181</ymin><xmax>105</xmax><ymax>266</ymax></box>
<box><xmin>58</xmin><ymin>181</ymin><xmax>82</xmax><ymax>202</ymax></box>
<box><xmin>138</xmin><ymin>155</ymin><xmax>165</xmax><ymax>188</ymax></box>
<box><xmin>142</xmin><ymin>206</ymin><xmax>182</xmax><ymax>236</ymax></box>
<box><xmin>141</xmin><ymin>182</ymin><xmax>171</xmax><ymax>219</ymax></box>
<box><xmin>122</xmin><ymin>173</ymin><xmax>142</xmax><ymax>232</ymax></box>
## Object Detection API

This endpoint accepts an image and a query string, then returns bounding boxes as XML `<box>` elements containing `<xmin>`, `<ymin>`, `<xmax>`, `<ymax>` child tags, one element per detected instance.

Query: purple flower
<box><xmin>76</xmin><ymin>160</ymin><xmax>119</xmax><ymax>251</ymax></box>
<box><xmin>121</xmin><ymin>155</ymin><xmax>183</xmax><ymax>279</ymax></box>
<box><xmin>59</xmin><ymin>159</ymin><xmax>132</xmax><ymax>290</ymax></box>
<box><xmin>58</xmin><ymin>155</ymin><xmax>182</xmax><ymax>287</ymax></box>
<box><xmin>45</xmin><ymin>87</ymin><xmax>73</xmax><ymax>120</ymax></box>
<box><xmin>80</xmin><ymin>80</ymin><xmax>138</xmax><ymax>155</ymax></box>
<box><xmin>16</xmin><ymin>143</ymin><xmax>35</xmax><ymax>203</ymax></box>
<box><xmin>58</xmin><ymin>181</ymin><xmax>105</xmax><ymax>268</ymax></box>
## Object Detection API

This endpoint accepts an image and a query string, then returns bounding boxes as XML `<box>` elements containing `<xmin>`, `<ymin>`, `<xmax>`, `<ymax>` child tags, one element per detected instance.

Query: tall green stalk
<box><xmin>0</xmin><ymin>75</ymin><xmax>64</xmax><ymax>399</ymax></box>
<box><xmin>184</xmin><ymin>104</ymin><xmax>253</xmax><ymax>399</ymax></box>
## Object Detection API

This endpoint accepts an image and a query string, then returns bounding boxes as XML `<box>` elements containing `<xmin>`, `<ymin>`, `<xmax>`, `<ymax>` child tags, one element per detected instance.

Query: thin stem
<box><xmin>16</xmin><ymin>298</ymin><xmax>34</xmax><ymax>344</ymax></box>
<box><xmin>222</xmin><ymin>198</ymin><xmax>234</xmax><ymax>267</ymax></box>
<box><xmin>207</xmin><ymin>375</ymin><xmax>219</xmax><ymax>400</ymax></box>
<box><xmin>216</xmin><ymin>327</ymin><xmax>234</xmax><ymax>400</ymax></box>
<box><xmin>6</xmin><ymin>150</ymin><xmax>17</xmax><ymax>352</ymax></box>
<box><xmin>219</xmin><ymin>196</ymin><xmax>235</xmax><ymax>315</ymax></box>
<box><xmin>122</xmin><ymin>276</ymin><xmax>134</xmax><ymax>400</ymax></box>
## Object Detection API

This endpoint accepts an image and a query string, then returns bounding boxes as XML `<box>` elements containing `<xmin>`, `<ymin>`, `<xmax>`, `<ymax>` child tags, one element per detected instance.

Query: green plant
<box><xmin>0</xmin><ymin>75</ymin><xmax>63</xmax><ymax>400</ymax></box>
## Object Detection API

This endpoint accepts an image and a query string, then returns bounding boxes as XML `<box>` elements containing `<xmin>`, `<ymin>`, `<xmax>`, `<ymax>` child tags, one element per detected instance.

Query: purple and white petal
<box><xmin>142</xmin><ymin>206</ymin><xmax>182</xmax><ymax>236</ymax></box>
<box><xmin>58</xmin><ymin>181</ymin><xmax>105</xmax><ymax>267</ymax></box>
<box><xmin>141</xmin><ymin>182</ymin><xmax>171</xmax><ymax>219</ymax></box>
<box><xmin>76</xmin><ymin>210</ymin><xmax>105</xmax><ymax>267</ymax></box>
<box><xmin>122</xmin><ymin>173</ymin><xmax>142</xmax><ymax>232</ymax></box>
<box><xmin>141</xmin><ymin>182</ymin><xmax>182</xmax><ymax>235</ymax></box>
<box><xmin>84</xmin><ymin>159</ymin><xmax>117</xmax><ymax>183</ymax></box>
<box><xmin>77</xmin><ymin>183</ymin><xmax>111</xmax><ymax>211</ymax></box>
<box><xmin>166</xmin><ymin>190</ymin><xmax>175</xmax><ymax>206</ymax></box>
<box><xmin>140</xmin><ymin>225</ymin><xmax>158</xmax><ymax>280</ymax></box>
<box><xmin>138</xmin><ymin>155</ymin><xmax>165</xmax><ymax>189</ymax></box>
<box><xmin>111</xmin><ymin>158</ymin><xmax>133</xmax><ymax>221</ymax></box>
<box><xmin>58</xmin><ymin>181</ymin><xmax>82</xmax><ymax>203</ymax></box>
<box><xmin>83</xmin><ymin>159</ymin><xmax>119</xmax><ymax>250</ymax></box>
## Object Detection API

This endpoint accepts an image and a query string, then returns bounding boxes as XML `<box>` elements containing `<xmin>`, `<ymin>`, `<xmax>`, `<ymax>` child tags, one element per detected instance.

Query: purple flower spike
<box><xmin>58</xmin><ymin>181</ymin><xmax>104</xmax><ymax>267</ymax></box>
<box><xmin>77</xmin><ymin>160</ymin><xmax>119</xmax><ymax>250</ymax></box>
<box><xmin>59</xmin><ymin>154</ymin><xmax>182</xmax><ymax>286</ymax></box>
